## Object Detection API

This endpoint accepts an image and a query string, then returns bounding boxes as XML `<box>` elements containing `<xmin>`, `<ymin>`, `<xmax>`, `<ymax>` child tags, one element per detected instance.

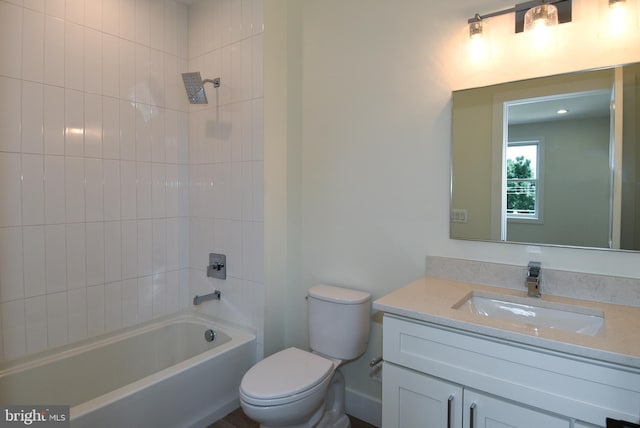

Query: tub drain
<box><xmin>204</xmin><ymin>329</ymin><xmax>216</xmax><ymax>342</ymax></box>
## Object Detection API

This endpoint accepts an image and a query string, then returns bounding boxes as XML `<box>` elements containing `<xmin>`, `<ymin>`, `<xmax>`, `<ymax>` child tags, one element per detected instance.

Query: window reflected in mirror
<box><xmin>506</xmin><ymin>141</ymin><xmax>540</xmax><ymax>221</ymax></box>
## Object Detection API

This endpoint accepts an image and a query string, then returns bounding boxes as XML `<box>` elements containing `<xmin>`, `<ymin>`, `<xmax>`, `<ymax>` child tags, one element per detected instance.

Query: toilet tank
<box><xmin>307</xmin><ymin>285</ymin><xmax>371</xmax><ymax>361</ymax></box>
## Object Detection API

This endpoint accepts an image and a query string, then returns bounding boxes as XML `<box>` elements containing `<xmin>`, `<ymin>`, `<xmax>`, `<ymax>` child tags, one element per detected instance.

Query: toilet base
<box><xmin>259</xmin><ymin>405</ymin><xmax>324</xmax><ymax>428</ymax></box>
<box><xmin>314</xmin><ymin>409</ymin><xmax>350</xmax><ymax>428</ymax></box>
<box><xmin>259</xmin><ymin>402</ymin><xmax>350</xmax><ymax>428</ymax></box>
<box><xmin>314</xmin><ymin>370</ymin><xmax>350</xmax><ymax>428</ymax></box>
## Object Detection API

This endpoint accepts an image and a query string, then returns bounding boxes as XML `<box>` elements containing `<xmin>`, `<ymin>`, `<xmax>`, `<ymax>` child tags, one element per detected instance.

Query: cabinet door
<box><xmin>383</xmin><ymin>362</ymin><xmax>463</xmax><ymax>428</ymax></box>
<box><xmin>463</xmin><ymin>389</ymin><xmax>570</xmax><ymax>428</ymax></box>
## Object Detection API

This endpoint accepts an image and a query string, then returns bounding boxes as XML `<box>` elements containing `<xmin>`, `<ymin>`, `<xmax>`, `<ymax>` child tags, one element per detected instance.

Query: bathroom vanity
<box><xmin>373</xmin><ymin>277</ymin><xmax>640</xmax><ymax>428</ymax></box>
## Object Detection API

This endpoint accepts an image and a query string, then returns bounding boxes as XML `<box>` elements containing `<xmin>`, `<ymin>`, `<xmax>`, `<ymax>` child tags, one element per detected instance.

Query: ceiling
<box><xmin>508</xmin><ymin>90</ymin><xmax>612</xmax><ymax>125</ymax></box>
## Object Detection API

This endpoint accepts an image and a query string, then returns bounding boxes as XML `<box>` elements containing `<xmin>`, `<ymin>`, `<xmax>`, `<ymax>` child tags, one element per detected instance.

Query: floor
<box><xmin>207</xmin><ymin>407</ymin><xmax>377</xmax><ymax>428</ymax></box>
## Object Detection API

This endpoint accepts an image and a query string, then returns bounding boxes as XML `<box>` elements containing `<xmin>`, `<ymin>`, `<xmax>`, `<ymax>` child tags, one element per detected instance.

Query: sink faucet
<box><xmin>526</xmin><ymin>261</ymin><xmax>542</xmax><ymax>298</ymax></box>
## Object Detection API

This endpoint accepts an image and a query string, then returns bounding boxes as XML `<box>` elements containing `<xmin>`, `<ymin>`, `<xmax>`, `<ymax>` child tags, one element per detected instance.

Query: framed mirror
<box><xmin>451</xmin><ymin>62</ymin><xmax>640</xmax><ymax>251</ymax></box>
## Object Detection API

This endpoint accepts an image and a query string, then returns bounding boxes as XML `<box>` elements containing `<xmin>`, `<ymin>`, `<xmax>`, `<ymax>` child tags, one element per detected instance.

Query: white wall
<box><xmin>265</xmin><ymin>0</ymin><xmax>640</xmax><ymax>422</ymax></box>
<box><xmin>186</xmin><ymin>0</ymin><xmax>265</xmax><ymax>359</ymax></box>
<box><xmin>263</xmin><ymin>0</ymin><xmax>299</xmax><ymax>358</ymax></box>
<box><xmin>0</xmin><ymin>0</ymin><xmax>191</xmax><ymax>361</ymax></box>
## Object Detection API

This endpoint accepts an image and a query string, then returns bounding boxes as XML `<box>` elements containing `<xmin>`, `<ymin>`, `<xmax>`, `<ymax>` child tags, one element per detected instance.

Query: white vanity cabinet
<box><xmin>381</xmin><ymin>314</ymin><xmax>640</xmax><ymax>428</ymax></box>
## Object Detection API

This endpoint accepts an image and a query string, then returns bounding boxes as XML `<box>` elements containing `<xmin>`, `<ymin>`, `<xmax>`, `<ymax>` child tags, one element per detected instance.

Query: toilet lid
<box><xmin>308</xmin><ymin>284</ymin><xmax>370</xmax><ymax>304</ymax></box>
<box><xmin>240</xmin><ymin>347</ymin><xmax>334</xmax><ymax>402</ymax></box>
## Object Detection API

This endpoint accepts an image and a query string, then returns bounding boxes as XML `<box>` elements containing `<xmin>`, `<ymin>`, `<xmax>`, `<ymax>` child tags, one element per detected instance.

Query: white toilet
<box><xmin>239</xmin><ymin>285</ymin><xmax>371</xmax><ymax>428</ymax></box>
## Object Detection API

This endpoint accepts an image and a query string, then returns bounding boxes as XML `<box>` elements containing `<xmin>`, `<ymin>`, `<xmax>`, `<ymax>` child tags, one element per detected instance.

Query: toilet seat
<box><xmin>239</xmin><ymin>347</ymin><xmax>334</xmax><ymax>407</ymax></box>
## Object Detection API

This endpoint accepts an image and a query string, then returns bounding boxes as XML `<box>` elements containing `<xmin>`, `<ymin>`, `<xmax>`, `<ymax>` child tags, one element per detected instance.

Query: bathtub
<box><xmin>0</xmin><ymin>311</ymin><xmax>256</xmax><ymax>428</ymax></box>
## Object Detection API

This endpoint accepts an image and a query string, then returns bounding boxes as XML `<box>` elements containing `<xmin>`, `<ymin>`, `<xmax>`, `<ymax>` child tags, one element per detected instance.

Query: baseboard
<box><xmin>345</xmin><ymin>388</ymin><xmax>381</xmax><ymax>427</ymax></box>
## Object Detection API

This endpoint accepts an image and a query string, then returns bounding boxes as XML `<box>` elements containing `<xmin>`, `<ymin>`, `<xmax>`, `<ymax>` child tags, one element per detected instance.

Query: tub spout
<box><xmin>193</xmin><ymin>290</ymin><xmax>221</xmax><ymax>305</ymax></box>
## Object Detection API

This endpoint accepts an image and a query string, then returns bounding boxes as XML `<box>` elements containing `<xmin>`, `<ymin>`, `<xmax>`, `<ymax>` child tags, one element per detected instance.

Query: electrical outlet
<box><xmin>451</xmin><ymin>208</ymin><xmax>468</xmax><ymax>223</ymax></box>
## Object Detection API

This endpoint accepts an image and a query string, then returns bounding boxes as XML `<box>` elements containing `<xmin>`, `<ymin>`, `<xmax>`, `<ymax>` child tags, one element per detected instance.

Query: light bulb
<box><xmin>609</xmin><ymin>0</ymin><xmax>628</xmax><ymax>36</ymax></box>
<box><xmin>469</xmin><ymin>36</ymin><xmax>489</xmax><ymax>62</ymax></box>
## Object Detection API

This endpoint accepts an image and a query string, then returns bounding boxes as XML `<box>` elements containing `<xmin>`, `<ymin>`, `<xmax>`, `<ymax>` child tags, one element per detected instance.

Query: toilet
<box><xmin>239</xmin><ymin>285</ymin><xmax>371</xmax><ymax>428</ymax></box>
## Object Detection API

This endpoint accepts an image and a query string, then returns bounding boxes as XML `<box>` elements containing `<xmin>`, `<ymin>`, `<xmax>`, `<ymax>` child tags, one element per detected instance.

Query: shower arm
<box><xmin>203</xmin><ymin>77</ymin><xmax>221</xmax><ymax>88</ymax></box>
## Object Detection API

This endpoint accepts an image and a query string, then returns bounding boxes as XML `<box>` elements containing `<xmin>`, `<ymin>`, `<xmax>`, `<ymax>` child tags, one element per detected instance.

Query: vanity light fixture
<box><xmin>467</xmin><ymin>0</ymin><xmax>572</xmax><ymax>39</ymax></box>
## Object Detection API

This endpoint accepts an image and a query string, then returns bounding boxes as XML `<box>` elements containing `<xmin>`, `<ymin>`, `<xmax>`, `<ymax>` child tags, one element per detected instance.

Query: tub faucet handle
<box><xmin>207</xmin><ymin>253</ymin><xmax>226</xmax><ymax>280</ymax></box>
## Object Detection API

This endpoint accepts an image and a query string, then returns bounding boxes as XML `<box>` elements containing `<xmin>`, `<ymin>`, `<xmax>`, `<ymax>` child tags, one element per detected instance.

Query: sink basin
<box><xmin>453</xmin><ymin>291</ymin><xmax>605</xmax><ymax>336</ymax></box>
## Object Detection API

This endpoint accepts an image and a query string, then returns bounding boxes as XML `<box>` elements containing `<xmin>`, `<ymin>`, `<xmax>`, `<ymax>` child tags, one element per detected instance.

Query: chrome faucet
<box><xmin>526</xmin><ymin>261</ymin><xmax>542</xmax><ymax>298</ymax></box>
<box><xmin>193</xmin><ymin>290</ymin><xmax>221</xmax><ymax>305</ymax></box>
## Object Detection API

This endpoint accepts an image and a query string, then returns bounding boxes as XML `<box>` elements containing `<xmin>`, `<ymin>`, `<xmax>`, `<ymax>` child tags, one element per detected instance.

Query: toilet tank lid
<box><xmin>308</xmin><ymin>285</ymin><xmax>370</xmax><ymax>304</ymax></box>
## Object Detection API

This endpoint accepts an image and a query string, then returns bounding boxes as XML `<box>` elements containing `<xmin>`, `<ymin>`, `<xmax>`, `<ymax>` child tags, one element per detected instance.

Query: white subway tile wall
<box><xmin>187</xmin><ymin>0</ymin><xmax>265</xmax><ymax>360</ymax></box>
<box><xmin>0</xmin><ymin>0</ymin><xmax>199</xmax><ymax>361</ymax></box>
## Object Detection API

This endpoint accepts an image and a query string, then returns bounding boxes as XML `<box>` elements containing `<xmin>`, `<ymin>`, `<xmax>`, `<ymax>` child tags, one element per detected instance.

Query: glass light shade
<box><xmin>469</xmin><ymin>20</ymin><xmax>483</xmax><ymax>39</ymax></box>
<box><xmin>467</xmin><ymin>19</ymin><xmax>490</xmax><ymax>63</ymax></box>
<box><xmin>523</xmin><ymin>3</ymin><xmax>559</xmax><ymax>32</ymax></box>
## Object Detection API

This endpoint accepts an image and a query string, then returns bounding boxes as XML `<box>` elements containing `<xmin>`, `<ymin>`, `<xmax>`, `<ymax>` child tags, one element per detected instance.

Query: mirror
<box><xmin>451</xmin><ymin>63</ymin><xmax>640</xmax><ymax>251</ymax></box>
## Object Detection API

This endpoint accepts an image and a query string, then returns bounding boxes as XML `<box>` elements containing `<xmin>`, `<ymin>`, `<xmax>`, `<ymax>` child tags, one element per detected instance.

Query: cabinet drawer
<box><xmin>382</xmin><ymin>315</ymin><xmax>640</xmax><ymax>426</ymax></box>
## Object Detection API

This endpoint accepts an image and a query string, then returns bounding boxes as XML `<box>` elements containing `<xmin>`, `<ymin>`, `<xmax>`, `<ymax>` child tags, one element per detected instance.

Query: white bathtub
<box><xmin>0</xmin><ymin>311</ymin><xmax>256</xmax><ymax>428</ymax></box>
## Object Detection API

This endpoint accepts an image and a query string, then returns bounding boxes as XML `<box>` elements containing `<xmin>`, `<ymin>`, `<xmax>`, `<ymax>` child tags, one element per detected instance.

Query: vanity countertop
<box><xmin>373</xmin><ymin>276</ymin><xmax>640</xmax><ymax>368</ymax></box>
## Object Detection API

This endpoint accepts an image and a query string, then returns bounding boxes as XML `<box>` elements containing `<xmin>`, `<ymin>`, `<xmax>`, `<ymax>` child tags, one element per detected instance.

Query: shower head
<box><xmin>181</xmin><ymin>72</ymin><xmax>221</xmax><ymax>104</ymax></box>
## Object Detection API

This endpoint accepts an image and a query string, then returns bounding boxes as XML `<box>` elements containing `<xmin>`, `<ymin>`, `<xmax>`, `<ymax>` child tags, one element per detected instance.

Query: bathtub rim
<box><xmin>0</xmin><ymin>310</ymin><xmax>256</xmax><ymax>420</ymax></box>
